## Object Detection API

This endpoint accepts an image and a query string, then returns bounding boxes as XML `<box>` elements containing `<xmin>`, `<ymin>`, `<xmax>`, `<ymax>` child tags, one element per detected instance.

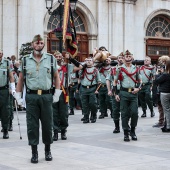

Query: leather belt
<box><xmin>26</xmin><ymin>89</ymin><xmax>52</xmax><ymax>95</ymax></box>
<box><xmin>0</xmin><ymin>85</ymin><xmax>8</xmax><ymax>90</ymax></box>
<box><xmin>101</xmin><ymin>84</ymin><xmax>106</xmax><ymax>87</ymax></box>
<box><xmin>121</xmin><ymin>87</ymin><xmax>134</xmax><ymax>93</ymax></box>
<box><xmin>82</xmin><ymin>85</ymin><xmax>96</xmax><ymax>89</ymax></box>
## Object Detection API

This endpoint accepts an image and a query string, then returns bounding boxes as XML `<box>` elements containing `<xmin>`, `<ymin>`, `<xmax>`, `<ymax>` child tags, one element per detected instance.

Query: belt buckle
<box><xmin>87</xmin><ymin>86</ymin><xmax>89</xmax><ymax>89</ymax></box>
<box><xmin>143</xmin><ymin>83</ymin><xmax>145</xmax><ymax>86</ymax></box>
<box><xmin>72</xmin><ymin>83</ymin><xmax>74</xmax><ymax>85</ymax></box>
<box><xmin>37</xmin><ymin>90</ymin><xmax>42</xmax><ymax>95</ymax></box>
<box><xmin>102</xmin><ymin>85</ymin><xmax>104</xmax><ymax>87</ymax></box>
<box><xmin>128</xmin><ymin>88</ymin><xmax>132</xmax><ymax>93</ymax></box>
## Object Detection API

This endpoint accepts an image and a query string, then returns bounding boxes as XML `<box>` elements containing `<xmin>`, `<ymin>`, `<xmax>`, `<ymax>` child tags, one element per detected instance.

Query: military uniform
<box><xmin>19</xmin><ymin>52</ymin><xmax>58</xmax><ymax>146</ymax></box>
<box><xmin>106</xmin><ymin>66</ymin><xmax>121</xmax><ymax>133</ymax></box>
<box><xmin>98</xmin><ymin>65</ymin><xmax>113</xmax><ymax>118</ymax></box>
<box><xmin>138</xmin><ymin>65</ymin><xmax>155</xmax><ymax>117</ymax></box>
<box><xmin>79</xmin><ymin>66</ymin><xmax>101</xmax><ymax>123</ymax></box>
<box><xmin>53</xmin><ymin>63</ymin><xmax>74</xmax><ymax>140</ymax></box>
<box><xmin>68</xmin><ymin>71</ymin><xmax>81</xmax><ymax>115</ymax></box>
<box><xmin>0</xmin><ymin>58</ymin><xmax>13</xmax><ymax>138</ymax></box>
<box><xmin>115</xmin><ymin>61</ymin><xmax>141</xmax><ymax>141</ymax></box>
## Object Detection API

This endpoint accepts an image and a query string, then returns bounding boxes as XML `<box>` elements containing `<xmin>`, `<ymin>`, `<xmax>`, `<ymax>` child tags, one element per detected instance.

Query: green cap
<box><xmin>32</xmin><ymin>34</ymin><xmax>43</xmax><ymax>43</ymax></box>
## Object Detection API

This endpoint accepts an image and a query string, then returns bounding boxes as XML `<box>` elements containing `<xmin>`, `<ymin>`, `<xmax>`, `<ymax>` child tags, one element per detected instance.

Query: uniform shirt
<box><xmin>115</xmin><ymin>64</ymin><xmax>141</xmax><ymax>89</ymax></box>
<box><xmin>99</xmin><ymin>65</ymin><xmax>111</xmax><ymax>84</ymax></box>
<box><xmin>0</xmin><ymin>58</ymin><xmax>13</xmax><ymax>87</ymax></box>
<box><xmin>58</xmin><ymin>63</ymin><xmax>74</xmax><ymax>87</ymax></box>
<box><xmin>106</xmin><ymin>66</ymin><xmax>120</xmax><ymax>90</ymax></box>
<box><xmin>139</xmin><ymin>65</ymin><xmax>155</xmax><ymax>84</ymax></box>
<box><xmin>19</xmin><ymin>52</ymin><xmax>58</xmax><ymax>90</ymax></box>
<box><xmin>79</xmin><ymin>67</ymin><xmax>101</xmax><ymax>86</ymax></box>
<box><xmin>70</xmin><ymin>72</ymin><xmax>78</xmax><ymax>84</ymax></box>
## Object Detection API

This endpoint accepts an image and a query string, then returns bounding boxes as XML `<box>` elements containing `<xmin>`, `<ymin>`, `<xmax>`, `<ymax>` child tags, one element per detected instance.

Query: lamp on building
<box><xmin>45</xmin><ymin>0</ymin><xmax>78</xmax><ymax>52</ymax></box>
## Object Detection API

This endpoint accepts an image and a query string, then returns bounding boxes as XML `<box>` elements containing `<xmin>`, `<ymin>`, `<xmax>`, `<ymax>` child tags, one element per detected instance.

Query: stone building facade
<box><xmin>0</xmin><ymin>0</ymin><xmax>170</xmax><ymax>61</ymax></box>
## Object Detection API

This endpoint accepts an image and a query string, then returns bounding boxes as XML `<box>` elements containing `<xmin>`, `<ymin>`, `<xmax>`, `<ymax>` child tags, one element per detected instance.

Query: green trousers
<box><xmin>26</xmin><ymin>93</ymin><xmax>53</xmax><ymax>145</ymax></box>
<box><xmin>81</xmin><ymin>86</ymin><xmax>97</xmax><ymax>120</ymax></box>
<box><xmin>120</xmin><ymin>91</ymin><xmax>138</xmax><ymax>130</ymax></box>
<box><xmin>138</xmin><ymin>84</ymin><xmax>153</xmax><ymax>112</ymax></box>
<box><xmin>53</xmin><ymin>92</ymin><xmax>68</xmax><ymax>131</ymax></box>
<box><xmin>8</xmin><ymin>94</ymin><xmax>14</xmax><ymax>121</ymax></box>
<box><xmin>98</xmin><ymin>86</ymin><xmax>113</xmax><ymax>114</ymax></box>
<box><xmin>0</xmin><ymin>89</ymin><xmax>10</xmax><ymax>130</ymax></box>
<box><xmin>112</xmin><ymin>95</ymin><xmax>120</xmax><ymax>121</ymax></box>
<box><xmin>69</xmin><ymin>83</ymin><xmax>82</xmax><ymax>109</ymax></box>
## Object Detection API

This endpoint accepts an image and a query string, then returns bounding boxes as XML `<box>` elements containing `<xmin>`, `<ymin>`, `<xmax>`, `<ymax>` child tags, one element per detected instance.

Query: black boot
<box><xmin>45</xmin><ymin>145</ymin><xmax>52</xmax><ymax>161</ymax></box>
<box><xmin>141</xmin><ymin>110</ymin><xmax>146</xmax><ymax>118</ymax></box>
<box><xmin>53</xmin><ymin>130</ymin><xmax>58</xmax><ymax>141</ymax></box>
<box><xmin>3</xmin><ymin>129</ymin><xmax>9</xmax><ymax>139</ymax></box>
<box><xmin>81</xmin><ymin>116</ymin><xmax>85</xmax><ymax>121</ymax></box>
<box><xmin>69</xmin><ymin>109</ymin><xmax>74</xmax><ymax>115</ymax></box>
<box><xmin>83</xmin><ymin>119</ymin><xmax>89</xmax><ymax>123</ymax></box>
<box><xmin>61</xmin><ymin>129</ymin><xmax>67</xmax><ymax>140</ymax></box>
<box><xmin>151</xmin><ymin>110</ymin><xmax>155</xmax><ymax>117</ymax></box>
<box><xmin>98</xmin><ymin>113</ymin><xmax>104</xmax><ymax>119</ymax></box>
<box><xmin>31</xmin><ymin>145</ymin><xmax>38</xmax><ymax>163</ymax></box>
<box><xmin>8</xmin><ymin>119</ymin><xmax>13</xmax><ymax>131</ymax></box>
<box><xmin>124</xmin><ymin>130</ymin><xmax>130</xmax><ymax>142</ymax></box>
<box><xmin>130</xmin><ymin>127</ymin><xmax>137</xmax><ymax>141</ymax></box>
<box><xmin>113</xmin><ymin>121</ymin><xmax>120</xmax><ymax>133</ymax></box>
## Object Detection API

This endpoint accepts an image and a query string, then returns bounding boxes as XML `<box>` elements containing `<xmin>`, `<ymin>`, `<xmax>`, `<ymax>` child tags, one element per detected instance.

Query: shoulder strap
<box><xmin>6</xmin><ymin>60</ymin><xmax>9</xmax><ymax>87</ymax></box>
<box><xmin>51</xmin><ymin>55</ymin><xmax>54</xmax><ymax>89</ymax></box>
<box><xmin>23</xmin><ymin>57</ymin><xmax>27</xmax><ymax>88</ymax></box>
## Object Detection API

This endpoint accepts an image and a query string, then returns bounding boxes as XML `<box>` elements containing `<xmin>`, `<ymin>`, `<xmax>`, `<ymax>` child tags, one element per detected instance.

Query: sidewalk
<box><xmin>0</xmin><ymin>107</ymin><xmax>170</xmax><ymax>170</ymax></box>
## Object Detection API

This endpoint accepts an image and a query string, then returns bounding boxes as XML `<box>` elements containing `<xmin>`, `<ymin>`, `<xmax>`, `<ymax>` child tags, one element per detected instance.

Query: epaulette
<box><xmin>46</xmin><ymin>53</ymin><xmax>53</xmax><ymax>57</ymax></box>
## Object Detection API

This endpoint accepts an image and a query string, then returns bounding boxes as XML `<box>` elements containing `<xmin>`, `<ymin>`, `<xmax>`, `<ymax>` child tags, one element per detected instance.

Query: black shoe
<box><xmin>91</xmin><ymin>119</ymin><xmax>96</xmax><ymax>123</ymax></box>
<box><xmin>69</xmin><ymin>109</ymin><xmax>74</xmax><ymax>115</ymax></box>
<box><xmin>3</xmin><ymin>129</ymin><xmax>9</xmax><ymax>139</ymax></box>
<box><xmin>83</xmin><ymin>119</ymin><xmax>89</xmax><ymax>123</ymax></box>
<box><xmin>31</xmin><ymin>145</ymin><xmax>38</xmax><ymax>163</ymax></box>
<box><xmin>124</xmin><ymin>130</ymin><xmax>130</xmax><ymax>142</ymax></box>
<box><xmin>81</xmin><ymin>117</ymin><xmax>85</xmax><ymax>121</ymax></box>
<box><xmin>161</xmin><ymin>127</ymin><xmax>170</xmax><ymax>133</ymax></box>
<box><xmin>45</xmin><ymin>145</ymin><xmax>52</xmax><ymax>161</ymax></box>
<box><xmin>61</xmin><ymin>130</ymin><xmax>67</xmax><ymax>140</ymax></box>
<box><xmin>130</xmin><ymin>128</ymin><xmax>137</xmax><ymax>141</ymax></box>
<box><xmin>98</xmin><ymin>114</ymin><xmax>104</xmax><ymax>119</ymax></box>
<box><xmin>141</xmin><ymin>113</ymin><xmax>146</xmax><ymax>118</ymax></box>
<box><xmin>151</xmin><ymin>111</ymin><xmax>155</xmax><ymax>117</ymax></box>
<box><xmin>53</xmin><ymin>130</ymin><xmax>58</xmax><ymax>141</ymax></box>
<box><xmin>113</xmin><ymin>127</ymin><xmax>120</xmax><ymax>133</ymax></box>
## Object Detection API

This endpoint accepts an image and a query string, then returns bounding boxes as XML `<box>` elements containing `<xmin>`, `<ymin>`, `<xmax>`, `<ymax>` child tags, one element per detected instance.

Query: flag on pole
<box><xmin>63</xmin><ymin>0</ymin><xmax>78</xmax><ymax>58</ymax></box>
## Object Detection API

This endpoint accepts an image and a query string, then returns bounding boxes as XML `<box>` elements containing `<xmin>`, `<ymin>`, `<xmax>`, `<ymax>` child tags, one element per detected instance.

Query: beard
<box><xmin>33</xmin><ymin>46</ymin><xmax>44</xmax><ymax>55</ymax></box>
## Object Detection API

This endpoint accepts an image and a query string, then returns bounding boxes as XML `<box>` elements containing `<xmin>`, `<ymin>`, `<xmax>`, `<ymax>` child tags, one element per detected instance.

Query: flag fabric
<box><xmin>63</xmin><ymin>1</ymin><xmax>78</xmax><ymax>58</ymax></box>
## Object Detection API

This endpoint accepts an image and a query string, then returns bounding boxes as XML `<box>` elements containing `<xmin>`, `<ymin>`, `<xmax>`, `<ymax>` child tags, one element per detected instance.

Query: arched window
<box><xmin>146</xmin><ymin>15</ymin><xmax>170</xmax><ymax>61</ymax></box>
<box><xmin>146</xmin><ymin>16</ymin><xmax>170</xmax><ymax>38</ymax></box>
<box><xmin>47</xmin><ymin>11</ymin><xmax>86</xmax><ymax>33</ymax></box>
<box><xmin>47</xmin><ymin>11</ymin><xmax>88</xmax><ymax>61</ymax></box>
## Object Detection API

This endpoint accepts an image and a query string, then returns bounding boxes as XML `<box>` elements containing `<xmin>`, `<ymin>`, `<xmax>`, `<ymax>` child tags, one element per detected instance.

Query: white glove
<box><xmin>10</xmin><ymin>82</ymin><xmax>16</xmax><ymax>96</ymax></box>
<box><xmin>53</xmin><ymin>89</ymin><xmax>62</xmax><ymax>103</ymax></box>
<box><xmin>14</xmin><ymin>92</ymin><xmax>23</xmax><ymax>106</ymax></box>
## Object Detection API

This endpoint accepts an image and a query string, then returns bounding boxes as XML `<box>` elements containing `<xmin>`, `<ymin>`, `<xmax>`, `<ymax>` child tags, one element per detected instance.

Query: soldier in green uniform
<box><xmin>106</xmin><ymin>53</ymin><xmax>124</xmax><ymax>133</ymax></box>
<box><xmin>52</xmin><ymin>52</ymin><xmax>82</xmax><ymax>141</ymax></box>
<box><xmin>79</xmin><ymin>57</ymin><xmax>101</xmax><ymax>123</ymax></box>
<box><xmin>138</xmin><ymin>56</ymin><xmax>155</xmax><ymax>118</ymax></box>
<box><xmin>113</xmin><ymin>50</ymin><xmax>142</xmax><ymax>142</ymax></box>
<box><xmin>0</xmin><ymin>50</ymin><xmax>15</xmax><ymax>139</ymax></box>
<box><xmin>15</xmin><ymin>35</ymin><xmax>61</xmax><ymax>163</ymax></box>
<box><xmin>68</xmin><ymin>70</ymin><xmax>81</xmax><ymax>115</ymax></box>
<box><xmin>97</xmin><ymin>58</ymin><xmax>113</xmax><ymax>119</ymax></box>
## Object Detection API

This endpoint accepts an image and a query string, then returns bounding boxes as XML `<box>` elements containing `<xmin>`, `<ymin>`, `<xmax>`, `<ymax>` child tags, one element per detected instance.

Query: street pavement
<box><xmin>0</xmin><ymin>107</ymin><xmax>170</xmax><ymax>170</ymax></box>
